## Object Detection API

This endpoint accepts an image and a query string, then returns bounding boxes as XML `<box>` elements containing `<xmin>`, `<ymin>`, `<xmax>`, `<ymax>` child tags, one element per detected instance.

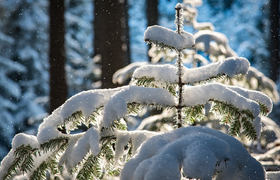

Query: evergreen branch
<box><xmin>61</xmin><ymin>109</ymin><xmax>102</xmax><ymax>132</ymax></box>
<box><xmin>191</xmin><ymin>74</ymin><xmax>244</xmax><ymax>86</ymax></box>
<box><xmin>134</xmin><ymin>76</ymin><xmax>177</xmax><ymax>96</ymax></box>
<box><xmin>29</xmin><ymin>153</ymin><xmax>60</xmax><ymax>180</ymax></box>
<box><xmin>76</xmin><ymin>135</ymin><xmax>117</xmax><ymax>180</ymax></box>
<box><xmin>102</xmin><ymin>141</ymin><xmax>121</xmax><ymax>177</ymax></box>
<box><xmin>26</xmin><ymin>137</ymin><xmax>69</xmax><ymax>179</ymax></box>
<box><xmin>3</xmin><ymin>145</ymin><xmax>39</xmax><ymax>180</ymax></box>
<box><xmin>134</xmin><ymin>76</ymin><xmax>155</xmax><ymax>86</ymax></box>
<box><xmin>182</xmin><ymin>105</ymin><xmax>205</xmax><ymax>124</ymax></box>
<box><xmin>228</xmin><ymin>117</ymin><xmax>241</xmax><ymax>136</ymax></box>
<box><xmin>63</xmin><ymin>110</ymin><xmax>84</xmax><ymax>129</ymax></box>
<box><xmin>241</xmin><ymin>117</ymin><xmax>257</xmax><ymax>140</ymax></box>
<box><xmin>127</xmin><ymin>102</ymin><xmax>142</xmax><ymax>116</ymax></box>
<box><xmin>257</xmin><ymin>101</ymin><xmax>270</xmax><ymax>116</ymax></box>
<box><xmin>40</xmin><ymin>137</ymin><xmax>69</xmax><ymax>153</ymax></box>
<box><xmin>210</xmin><ymin>99</ymin><xmax>257</xmax><ymax>139</ymax></box>
<box><xmin>145</xmin><ymin>40</ymin><xmax>178</xmax><ymax>51</ymax></box>
<box><xmin>112</xmin><ymin>120</ymin><xmax>128</xmax><ymax>131</ymax></box>
<box><xmin>76</xmin><ymin>154</ymin><xmax>103</xmax><ymax>180</ymax></box>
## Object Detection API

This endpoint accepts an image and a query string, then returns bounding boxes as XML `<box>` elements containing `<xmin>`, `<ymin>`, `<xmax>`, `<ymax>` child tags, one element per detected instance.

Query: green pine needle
<box><xmin>3</xmin><ymin>145</ymin><xmax>39</xmax><ymax>179</ymax></box>
<box><xmin>134</xmin><ymin>76</ymin><xmax>177</xmax><ymax>96</ymax></box>
<box><xmin>145</xmin><ymin>40</ymin><xmax>178</xmax><ymax>51</ymax></box>
<box><xmin>183</xmin><ymin>105</ymin><xmax>205</xmax><ymax>124</ymax></box>
<box><xmin>210</xmin><ymin>99</ymin><xmax>257</xmax><ymax>139</ymax></box>
<box><xmin>61</xmin><ymin>109</ymin><xmax>102</xmax><ymax>132</ymax></box>
<box><xmin>76</xmin><ymin>154</ymin><xmax>103</xmax><ymax>180</ymax></box>
<box><xmin>241</xmin><ymin>117</ymin><xmax>257</xmax><ymax>140</ymax></box>
<box><xmin>40</xmin><ymin>137</ymin><xmax>69</xmax><ymax>153</ymax></box>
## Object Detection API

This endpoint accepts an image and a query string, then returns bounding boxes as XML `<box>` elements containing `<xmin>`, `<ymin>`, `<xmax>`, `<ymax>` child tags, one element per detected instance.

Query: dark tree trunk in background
<box><xmin>269</xmin><ymin>0</ymin><xmax>279</xmax><ymax>82</ymax></box>
<box><xmin>146</xmin><ymin>0</ymin><xmax>158</xmax><ymax>62</ymax></box>
<box><xmin>49</xmin><ymin>0</ymin><xmax>67</xmax><ymax>113</ymax></box>
<box><xmin>94</xmin><ymin>0</ymin><xmax>131</xmax><ymax>89</ymax></box>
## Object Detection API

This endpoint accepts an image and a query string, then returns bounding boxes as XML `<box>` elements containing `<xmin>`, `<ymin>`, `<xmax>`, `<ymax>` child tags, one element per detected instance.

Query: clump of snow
<box><xmin>217</xmin><ymin>57</ymin><xmax>249</xmax><ymax>77</ymax></box>
<box><xmin>114</xmin><ymin>130</ymin><xmax>159</xmax><ymax>164</ymax></box>
<box><xmin>133</xmin><ymin>64</ymin><xmax>178</xmax><ymax>83</ymax></box>
<box><xmin>37</xmin><ymin>126</ymin><xmax>63</xmax><ymax>144</ymax></box>
<box><xmin>59</xmin><ymin>128</ymin><xmax>100</xmax><ymax>171</ymax></box>
<box><xmin>12</xmin><ymin>133</ymin><xmax>40</xmax><ymax>150</ymax></box>
<box><xmin>58</xmin><ymin>133</ymin><xmax>83</xmax><ymax>171</ymax></box>
<box><xmin>133</xmin><ymin>57</ymin><xmax>250</xmax><ymax>84</ymax></box>
<box><xmin>175</xmin><ymin>3</ymin><xmax>183</xmax><ymax>9</ymax></box>
<box><xmin>182</xmin><ymin>57</ymin><xmax>250</xmax><ymax>83</ymax></box>
<box><xmin>0</xmin><ymin>150</ymin><xmax>16</xmax><ymax>179</ymax></box>
<box><xmin>102</xmin><ymin>86</ymin><xmax>176</xmax><ymax>128</ymax></box>
<box><xmin>60</xmin><ymin>88</ymin><xmax>124</xmax><ymax>120</ymax></box>
<box><xmin>144</xmin><ymin>25</ymin><xmax>195</xmax><ymax>50</ymax></box>
<box><xmin>120</xmin><ymin>126</ymin><xmax>265</xmax><ymax>180</ymax></box>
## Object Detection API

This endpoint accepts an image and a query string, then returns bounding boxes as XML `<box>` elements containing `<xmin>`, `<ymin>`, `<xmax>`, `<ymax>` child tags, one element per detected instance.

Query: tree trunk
<box><xmin>269</xmin><ymin>0</ymin><xmax>280</xmax><ymax>82</ymax></box>
<box><xmin>49</xmin><ymin>0</ymin><xmax>67</xmax><ymax>113</ymax></box>
<box><xmin>94</xmin><ymin>0</ymin><xmax>131</xmax><ymax>88</ymax></box>
<box><xmin>146</xmin><ymin>0</ymin><xmax>158</xmax><ymax>62</ymax></box>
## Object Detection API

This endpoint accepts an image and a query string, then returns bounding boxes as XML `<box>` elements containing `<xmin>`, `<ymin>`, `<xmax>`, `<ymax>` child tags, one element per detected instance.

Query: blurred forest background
<box><xmin>0</xmin><ymin>0</ymin><xmax>279</xmax><ymax>161</ymax></box>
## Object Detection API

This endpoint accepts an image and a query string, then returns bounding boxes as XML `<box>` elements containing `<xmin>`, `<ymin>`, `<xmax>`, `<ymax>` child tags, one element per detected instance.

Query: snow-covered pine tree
<box><xmin>0</xmin><ymin>3</ymin><xmax>273</xmax><ymax>180</ymax></box>
<box><xmin>113</xmin><ymin>0</ymin><xmax>278</xmax><ymax>137</ymax></box>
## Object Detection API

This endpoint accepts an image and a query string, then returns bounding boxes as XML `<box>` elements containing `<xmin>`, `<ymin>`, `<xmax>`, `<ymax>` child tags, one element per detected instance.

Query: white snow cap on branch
<box><xmin>195</xmin><ymin>30</ymin><xmax>238</xmax><ymax>57</ymax></box>
<box><xmin>113</xmin><ymin>62</ymin><xmax>149</xmax><ymax>85</ymax></box>
<box><xmin>182</xmin><ymin>83</ymin><xmax>262</xmax><ymax>137</ymax></box>
<box><xmin>144</xmin><ymin>25</ymin><xmax>195</xmax><ymax>50</ymax></box>
<box><xmin>120</xmin><ymin>126</ymin><xmax>265</xmax><ymax>180</ymax></box>
<box><xmin>12</xmin><ymin>133</ymin><xmax>40</xmax><ymax>150</ymax></box>
<box><xmin>227</xmin><ymin>85</ymin><xmax>273</xmax><ymax>113</ymax></box>
<box><xmin>102</xmin><ymin>86</ymin><xmax>176</xmax><ymax>128</ymax></box>
<box><xmin>0</xmin><ymin>134</ymin><xmax>40</xmax><ymax>178</ymax></box>
<box><xmin>38</xmin><ymin>87</ymin><xmax>125</xmax><ymax>132</ymax></box>
<box><xmin>133</xmin><ymin>57</ymin><xmax>250</xmax><ymax>84</ymax></box>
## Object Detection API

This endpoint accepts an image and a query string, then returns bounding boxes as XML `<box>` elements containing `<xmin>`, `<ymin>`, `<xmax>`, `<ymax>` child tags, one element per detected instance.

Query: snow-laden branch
<box><xmin>0</xmin><ymin>134</ymin><xmax>39</xmax><ymax>179</ymax></box>
<box><xmin>227</xmin><ymin>85</ymin><xmax>273</xmax><ymax>114</ymax></box>
<box><xmin>113</xmin><ymin>62</ymin><xmax>149</xmax><ymax>85</ymax></box>
<box><xmin>38</xmin><ymin>87</ymin><xmax>125</xmax><ymax>132</ymax></box>
<box><xmin>182</xmin><ymin>83</ymin><xmax>271</xmax><ymax>138</ymax></box>
<box><xmin>133</xmin><ymin>57</ymin><xmax>250</xmax><ymax>85</ymax></box>
<box><xmin>144</xmin><ymin>25</ymin><xmax>195</xmax><ymax>50</ymax></box>
<box><xmin>120</xmin><ymin>126</ymin><xmax>265</xmax><ymax>180</ymax></box>
<box><xmin>102</xmin><ymin>86</ymin><xmax>176</xmax><ymax>128</ymax></box>
<box><xmin>194</xmin><ymin>30</ymin><xmax>237</xmax><ymax>57</ymax></box>
<box><xmin>246</xmin><ymin>67</ymin><xmax>279</xmax><ymax>103</ymax></box>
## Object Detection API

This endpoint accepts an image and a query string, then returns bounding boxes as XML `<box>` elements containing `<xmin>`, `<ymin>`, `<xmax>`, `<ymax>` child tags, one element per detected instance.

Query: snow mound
<box><xmin>120</xmin><ymin>126</ymin><xmax>265</xmax><ymax>180</ymax></box>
